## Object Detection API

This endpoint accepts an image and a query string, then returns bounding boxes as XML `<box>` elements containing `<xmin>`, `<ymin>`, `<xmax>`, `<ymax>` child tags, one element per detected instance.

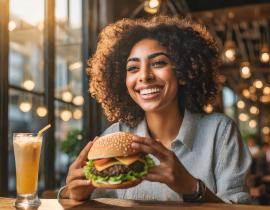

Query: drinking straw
<box><xmin>37</xmin><ymin>124</ymin><xmax>51</xmax><ymax>137</ymax></box>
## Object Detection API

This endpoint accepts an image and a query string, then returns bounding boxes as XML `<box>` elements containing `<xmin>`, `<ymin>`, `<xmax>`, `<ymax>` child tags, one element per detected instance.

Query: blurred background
<box><xmin>0</xmin><ymin>0</ymin><xmax>270</xmax><ymax>205</ymax></box>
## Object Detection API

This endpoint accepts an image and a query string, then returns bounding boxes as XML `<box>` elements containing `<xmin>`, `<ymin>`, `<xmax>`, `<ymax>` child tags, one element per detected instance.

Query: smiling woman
<box><xmin>88</xmin><ymin>16</ymin><xmax>219</xmax><ymax>128</ymax></box>
<box><xmin>63</xmin><ymin>16</ymin><xmax>252</xmax><ymax>204</ymax></box>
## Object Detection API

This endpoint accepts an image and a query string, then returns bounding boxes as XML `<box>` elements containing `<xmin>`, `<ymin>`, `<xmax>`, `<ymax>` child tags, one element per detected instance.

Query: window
<box><xmin>7</xmin><ymin>0</ymin><xmax>84</xmax><ymax>195</ymax></box>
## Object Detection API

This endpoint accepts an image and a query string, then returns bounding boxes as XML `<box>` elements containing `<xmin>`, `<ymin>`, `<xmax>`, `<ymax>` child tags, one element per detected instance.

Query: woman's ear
<box><xmin>178</xmin><ymin>80</ymin><xmax>186</xmax><ymax>86</ymax></box>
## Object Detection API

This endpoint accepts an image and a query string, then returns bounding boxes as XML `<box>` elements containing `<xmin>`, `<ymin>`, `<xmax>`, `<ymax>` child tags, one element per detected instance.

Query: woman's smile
<box><xmin>136</xmin><ymin>85</ymin><xmax>164</xmax><ymax>100</ymax></box>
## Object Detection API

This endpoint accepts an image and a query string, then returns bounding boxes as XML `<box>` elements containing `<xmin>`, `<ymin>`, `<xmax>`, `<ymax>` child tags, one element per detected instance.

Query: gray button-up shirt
<box><xmin>91</xmin><ymin>110</ymin><xmax>252</xmax><ymax>203</ymax></box>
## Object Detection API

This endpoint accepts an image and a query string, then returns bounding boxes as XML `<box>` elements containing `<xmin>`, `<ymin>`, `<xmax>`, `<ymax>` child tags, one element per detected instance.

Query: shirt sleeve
<box><xmin>215</xmin><ymin>119</ymin><xmax>252</xmax><ymax>204</ymax></box>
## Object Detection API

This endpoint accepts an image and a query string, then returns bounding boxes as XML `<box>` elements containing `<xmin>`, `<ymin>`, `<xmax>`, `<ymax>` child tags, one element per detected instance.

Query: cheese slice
<box><xmin>95</xmin><ymin>160</ymin><xmax>121</xmax><ymax>171</ymax></box>
<box><xmin>115</xmin><ymin>155</ymin><xmax>145</xmax><ymax>165</ymax></box>
<box><xmin>94</xmin><ymin>155</ymin><xmax>145</xmax><ymax>171</ymax></box>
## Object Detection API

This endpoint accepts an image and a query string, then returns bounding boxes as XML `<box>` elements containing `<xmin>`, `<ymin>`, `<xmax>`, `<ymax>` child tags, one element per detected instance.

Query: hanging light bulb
<box><xmin>239</xmin><ymin>113</ymin><xmax>249</xmax><ymax>122</ymax></box>
<box><xmin>236</xmin><ymin>100</ymin><xmax>245</xmax><ymax>109</ymax></box>
<box><xmin>240</xmin><ymin>62</ymin><xmax>251</xmax><ymax>79</ymax></box>
<box><xmin>19</xmin><ymin>100</ymin><xmax>32</xmax><ymax>112</ymax></box>
<box><xmin>144</xmin><ymin>0</ymin><xmax>160</xmax><ymax>14</ymax></box>
<box><xmin>249</xmin><ymin>120</ymin><xmax>257</xmax><ymax>128</ymax></box>
<box><xmin>250</xmin><ymin>106</ymin><xmax>259</xmax><ymax>115</ymax></box>
<box><xmin>36</xmin><ymin>106</ymin><xmax>47</xmax><ymax>117</ymax></box>
<box><xmin>253</xmin><ymin>79</ymin><xmax>263</xmax><ymax>89</ymax></box>
<box><xmin>60</xmin><ymin>109</ymin><xmax>72</xmax><ymax>122</ymax></box>
<box><xmin>72</xmin><ymin>95</ymin><xmax>84</xmax><ymax>106</ymax></box>
<box><xmin>73</xmin><ymin>108</ymin><xmax>82</xmax><ymax>120</ymax></box>
<box><xmin>263</xmin><ymin>86</ymin><xmax>270</xmax><ymax>95</ymax></box>
<box><xmin>260</xmin><ymin>44</ymin><xmax>270</xmax><ymax>63</ymax></box>
<box><xmin>62</xmin><ymin>90</ymin><xmax>73</xmax><ymax>102</ymax></box>
<box><xmin>223</xmin><ymin>40</ymin><xmax>236</xmax><ymax>62</ymax></box>
<box><xmin>22</xmin><ymin>79</ymin><xmax>35</xmax><ymax>91</ymax></box>
<box><xmin>262</xmin><ymin>126</ymin><xmax>270</xmax><ymax>135</ymax></box>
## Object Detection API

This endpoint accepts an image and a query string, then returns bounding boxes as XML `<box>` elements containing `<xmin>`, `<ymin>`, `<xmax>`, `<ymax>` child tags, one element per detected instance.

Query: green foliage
<box><xmin>61</xmin><ymin>129</ymin><xmax>84</xmax><ymax>158</ymax></box>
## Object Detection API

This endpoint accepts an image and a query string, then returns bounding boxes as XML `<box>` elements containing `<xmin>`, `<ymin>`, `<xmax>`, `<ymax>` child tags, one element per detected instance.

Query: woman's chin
<box><xmin>140</xmin><ymin>104</ymin><xmax>162</xmax><ymax>113</ymax></box>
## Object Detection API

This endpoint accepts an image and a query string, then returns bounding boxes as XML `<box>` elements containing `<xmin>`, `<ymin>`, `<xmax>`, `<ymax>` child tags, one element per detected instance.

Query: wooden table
<box><xmin>0</xmin><ymin>197</ymin><xmax>269</xmax><ymax>210</ymax></box>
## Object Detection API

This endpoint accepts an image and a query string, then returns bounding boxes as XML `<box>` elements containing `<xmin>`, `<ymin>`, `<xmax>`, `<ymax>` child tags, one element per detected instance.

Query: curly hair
<box><xmin>87</xmin><ymin>16</ymin><xmax>220</xmax><ymax>127</ymax></box>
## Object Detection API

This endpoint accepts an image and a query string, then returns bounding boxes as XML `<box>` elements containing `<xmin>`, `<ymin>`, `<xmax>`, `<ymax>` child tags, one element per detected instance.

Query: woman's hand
<box><xmin>131</xmin><ymin>137</ymin><xmax>197</xmax><ymax>195</ymax></box>
<box><xmin>65</xmin><ymin>138</ymin><xmax>97</xmax><ymax>201</ymax></box>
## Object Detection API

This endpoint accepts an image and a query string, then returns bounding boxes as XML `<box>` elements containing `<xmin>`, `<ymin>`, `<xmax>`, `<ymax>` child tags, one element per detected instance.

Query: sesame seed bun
<box><xmin>88</xmin><ymin>132</ymin><xmax>139</xmax><ymax>160</ymax></box>
<box><xmin>91</xmin><ymin>179</ymin><xmax>142</xmax><ymax>189</ymax></box>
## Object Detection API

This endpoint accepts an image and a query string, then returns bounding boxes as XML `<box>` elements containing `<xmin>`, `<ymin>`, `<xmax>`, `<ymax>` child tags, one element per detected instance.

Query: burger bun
<box><xmin>88</xmin><ymin>132</ymin><xmax>139</xmax><ymax>160</ymax></box>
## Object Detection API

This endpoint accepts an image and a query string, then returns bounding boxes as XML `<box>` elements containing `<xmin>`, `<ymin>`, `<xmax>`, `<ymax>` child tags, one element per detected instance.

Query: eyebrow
<box><xmin>127</xmin><ymin>52</ymin><xmax>170</xmax><ymax>63</ymax></box>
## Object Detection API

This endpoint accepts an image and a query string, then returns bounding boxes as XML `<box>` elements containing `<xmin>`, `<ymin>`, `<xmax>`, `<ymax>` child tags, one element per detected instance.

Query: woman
<box><xmin>63</xmin><ymin>16</ymin><xmax>251</xmax><ymax>203</ymax></box>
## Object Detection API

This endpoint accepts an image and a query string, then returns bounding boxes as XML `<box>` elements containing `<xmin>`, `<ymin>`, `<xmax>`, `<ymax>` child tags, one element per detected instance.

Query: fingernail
<box><xmin>131</xmin><ymin>142</ymin><xmax>139</xmax><ymax>148</ymax></box>
<box><xmin>86</xmin><ymin>180</ymin><xmax>91</xmax><ymax>184</ymax></box>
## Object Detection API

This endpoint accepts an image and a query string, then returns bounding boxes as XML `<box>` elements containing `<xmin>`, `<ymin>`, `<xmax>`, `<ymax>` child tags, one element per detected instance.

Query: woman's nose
<box><xmin>139</xmin><ymin>65</ymin><xmax>154</xmax><ymax>82</ymax></box>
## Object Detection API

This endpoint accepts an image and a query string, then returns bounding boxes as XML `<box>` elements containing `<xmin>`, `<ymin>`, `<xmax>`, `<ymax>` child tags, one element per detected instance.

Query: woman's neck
<box><xmin>145</xmin><ymin>104</ymin><xmax>183</xmax><ymax>148</ymax></box>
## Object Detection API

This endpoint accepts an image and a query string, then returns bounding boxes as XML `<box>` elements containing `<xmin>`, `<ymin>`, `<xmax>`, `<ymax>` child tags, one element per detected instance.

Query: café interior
<box><xmin>1</xmin><ymin>0</ymin><xmax>270</xmax><ymax>206</ymax></box>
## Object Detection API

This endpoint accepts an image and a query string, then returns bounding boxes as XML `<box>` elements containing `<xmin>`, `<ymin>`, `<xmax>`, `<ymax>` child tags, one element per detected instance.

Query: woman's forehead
<box><xmin>128</xmin><ymin>39</ymin><xmax>168</xmax><ymax>60</ymax></box>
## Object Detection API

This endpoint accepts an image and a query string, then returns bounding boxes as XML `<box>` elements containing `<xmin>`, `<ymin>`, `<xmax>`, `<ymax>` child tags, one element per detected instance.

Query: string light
<box><xmin>73</xmin><ymin>108</ymin><xmax>82</xmax><ymax>120</ymax></box>
<box><xmin>36</xmin><ymin>106</ymin><xmax>47</xmax><ymax>117</ymax></box>
<box><xmin>62</xmin><ymin>90</ymin><xmax>73</xmax><ymax>102</ymax></box>
<box><xmin>60</xmin><ymin>109</ymin><xmax>72</xmax><ymax>122</ymax></box>
<box><xmin>73</xmin><ymin>95</ymin><xmax>84</xmax><ymax>106</ymax></box>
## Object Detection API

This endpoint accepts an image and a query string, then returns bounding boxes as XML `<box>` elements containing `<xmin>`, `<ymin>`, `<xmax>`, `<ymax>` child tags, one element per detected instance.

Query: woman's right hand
<box><xmin>65</xmin><ymin>138</ymin><xmax>97</xmax><ymax>201</ymax></box>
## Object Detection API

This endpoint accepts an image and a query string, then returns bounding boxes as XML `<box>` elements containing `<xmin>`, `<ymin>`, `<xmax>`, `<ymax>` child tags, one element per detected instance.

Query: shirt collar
<box><xmin>135</xmin><ymin>109</ymin><xmax>201</xmax><ymax>150</ymax></box>
<box><xmin>173</xmin><ymin>109</ymin><xmax>201</xmax><ymax>150</ymax></box>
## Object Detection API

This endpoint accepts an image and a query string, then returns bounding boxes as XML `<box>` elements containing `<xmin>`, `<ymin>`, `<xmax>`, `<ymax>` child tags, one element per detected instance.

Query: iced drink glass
<box><xmin>13</xmin><ymin>133</ymin><xmax>42</xmax><ymax>209</ymax></box>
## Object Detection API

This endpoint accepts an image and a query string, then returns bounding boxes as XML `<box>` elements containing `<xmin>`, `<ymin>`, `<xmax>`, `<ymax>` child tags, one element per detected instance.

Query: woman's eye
<box><xmin>151</xmin><ymin>61</ymin><xmax>167</xmax><ymax>68</ymax></box>
<box><xmin>126</xmin><ymin>66</ymin><xmax>139</xmax><ymax>72</ymax></box>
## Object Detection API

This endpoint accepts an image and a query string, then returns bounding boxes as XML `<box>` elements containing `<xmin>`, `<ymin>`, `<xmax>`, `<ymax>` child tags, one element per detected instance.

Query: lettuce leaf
<box><xmin>83</xmin><ymin>155</ymin><xmax>155</xmax><ymax>184</ymax></box>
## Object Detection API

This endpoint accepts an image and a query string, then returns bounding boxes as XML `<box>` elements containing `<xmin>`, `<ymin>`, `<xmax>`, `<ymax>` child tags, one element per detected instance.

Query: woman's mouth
<box><xmin>138</xmin><ymin>87</ymin><xmax>163</xmax><ymax>100</ymax></box>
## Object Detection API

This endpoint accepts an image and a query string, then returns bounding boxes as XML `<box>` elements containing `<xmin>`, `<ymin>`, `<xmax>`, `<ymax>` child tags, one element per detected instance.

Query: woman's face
<box><xmin>126</xmin><ymin>38</ymin><xmax>179</xmax><ymax>113</ymax></box>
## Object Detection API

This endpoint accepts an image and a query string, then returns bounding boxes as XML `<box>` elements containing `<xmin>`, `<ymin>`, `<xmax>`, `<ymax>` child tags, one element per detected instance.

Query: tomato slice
<box><xmin>94</xmin><ymin>158</ymin><xmax>113</xmax><ymax>166</ymax></box>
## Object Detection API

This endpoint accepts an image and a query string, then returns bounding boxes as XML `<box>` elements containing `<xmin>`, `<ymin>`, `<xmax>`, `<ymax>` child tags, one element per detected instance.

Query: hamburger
<box><xmin>83</xmin><ymin>132</ymin><xmax>155</xmax><ymax>189</ymax></box>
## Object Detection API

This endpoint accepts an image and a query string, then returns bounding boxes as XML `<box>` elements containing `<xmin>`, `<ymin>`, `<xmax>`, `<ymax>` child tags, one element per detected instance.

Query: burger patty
<box><xmin>92</xmin><ymin>160</ymin><xmax>145</xmax><ymax>177</ymax></box>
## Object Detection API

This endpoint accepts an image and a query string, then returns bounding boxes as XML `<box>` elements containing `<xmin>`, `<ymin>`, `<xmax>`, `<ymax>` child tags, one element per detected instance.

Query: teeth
<box><xmin>140</xmin><ymin>88</ymin><xmax>162</xmax><ymax>95</ymax></box>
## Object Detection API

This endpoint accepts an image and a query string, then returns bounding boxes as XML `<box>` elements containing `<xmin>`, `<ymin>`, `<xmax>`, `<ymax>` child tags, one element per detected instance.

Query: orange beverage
<box><xmin>13</xmin><ymin>134</ymin><xmax>42</xmax><ymax>194</ymax></box>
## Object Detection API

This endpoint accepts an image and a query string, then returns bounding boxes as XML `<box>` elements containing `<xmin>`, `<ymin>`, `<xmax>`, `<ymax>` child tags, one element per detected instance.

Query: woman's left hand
<box><xmin>131</xmin><ymin>136</ymin><xmax>197</xmax><ymax>195</ymax></box>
